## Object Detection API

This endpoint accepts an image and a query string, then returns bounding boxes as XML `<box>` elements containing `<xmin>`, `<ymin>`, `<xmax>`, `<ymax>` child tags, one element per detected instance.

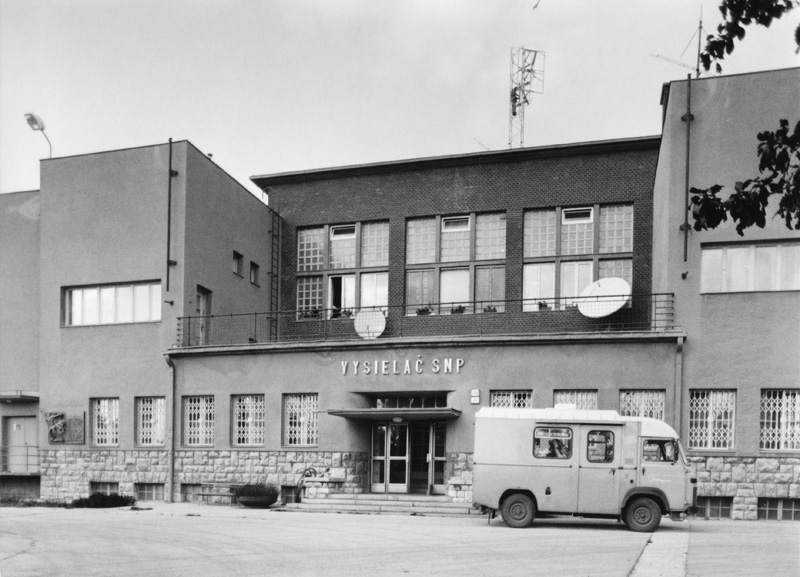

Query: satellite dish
<box><xmin>353</xmin><ymin>310</ymin><xmax>386</xmax><ymax>340</ymax></box>
<box><xmin>577</xmin><ymin>278</ymin><xmax>631</xmax><ymax>318</ymax></box>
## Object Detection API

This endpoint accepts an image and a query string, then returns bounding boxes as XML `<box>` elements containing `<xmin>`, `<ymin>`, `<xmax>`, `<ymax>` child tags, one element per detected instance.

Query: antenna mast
<box><xmin>508</xmin><ymin>47</ymin><xmax>545</xmax><ymax>149</ymax></box>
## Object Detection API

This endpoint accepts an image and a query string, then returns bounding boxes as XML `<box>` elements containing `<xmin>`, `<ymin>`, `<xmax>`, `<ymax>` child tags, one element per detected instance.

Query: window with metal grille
<box><xmin>491</xmin><ymin>391</ymin><xmax>533</xmax><ymax>408</ymax></box>
<box><xmin>689</xmin><ymin>390</ymin><xmax>736</xmax><ymax>450</ymax></box>
<box><xmin>136</xmin><ymin>397</ymin><xmax>165</xmax><ymax>446</ymax></box>
<box><xmin>181</xmin><ymin>483</ymin><xmax>203</xmax><ymax>503</ymax></box>
<box><xmin>183</xmin><ymin>396</ymin><xmax>214</xmax><ymax>446</ymax></box>
<box><xmin>599</xmin><ymin>204</ymin><xmax>633</xmax><ymax>253</ymax></box>
<box><xmin>135</xmin><ymin>483</ymin><xmax>165</xmax><ymax>501</ymax></box>
<box><xmin>758</xmin><ymin>498</ymin><xmax>800</xmax><ymax>521</ymax></box>
<box><xmin>284</xmin><ymin>393</ymin><xmax>318</xmax><ymax>446</ymax></box>
<box><xmin>554</xmin><ymin>390</ymin><xmax>598</xmax><ymax>410</ymax></box>
<box><xmin>90</xmin><ymin>481</ymin><xmax>119</xmax><ymax>495</ymax></box>
<box><xmin>66</xmin><ymin>282</ymin><xmax>161</xmax><ymax>326</ymax></box>
<box><xmin>232</xmin><ymin>394</ymin><xmax>265</xmax><ymax>446</ymax></box>
<box><xmin>760</xmin><ymin>389</ymin><xmax>800</xmax><ymax>450</ymax></box>
<box><xmin>92</xmin><ymin>398</ymin><xmax>119</xmax><ymax>446</ymax></box>
<box><xmin>696</xmin><ymin>496</ymin><xmax>733</xmax><ymax>519</ymax></box>
<box><xmin>619</xmin><ymin>390</ymin><xmax>666</xmax><ymax>421</ymax></box>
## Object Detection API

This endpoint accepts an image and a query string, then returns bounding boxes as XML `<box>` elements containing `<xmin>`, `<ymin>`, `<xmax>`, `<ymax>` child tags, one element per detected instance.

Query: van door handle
<box><xmin>642</xmin><ymin>467</ymin><xmax>646</xmax><ymax>476</ymax></box>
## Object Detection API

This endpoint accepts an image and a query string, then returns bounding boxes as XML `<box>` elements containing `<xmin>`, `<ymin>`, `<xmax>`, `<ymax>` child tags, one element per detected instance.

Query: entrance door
<box><xmin>372</xmin><ymin>421</ymin><xmax>445</xmax><ymax>494</ymax></box>
<box><xmin>4</xmin><ymin>417</ymin><xmax>37</xmax><ymax>473</ymax></box>
<box><xmin>578</xmin><ymin>425</ymin><xmax>622</xmax><ymax>514</ymax></box>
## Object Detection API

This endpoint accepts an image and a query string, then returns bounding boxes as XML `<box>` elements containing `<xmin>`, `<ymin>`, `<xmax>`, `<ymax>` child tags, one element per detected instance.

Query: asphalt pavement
<box><xmin>1</xmin><ymin>502</ymin><xmax>798</xmax><ymax>577</ymax></box>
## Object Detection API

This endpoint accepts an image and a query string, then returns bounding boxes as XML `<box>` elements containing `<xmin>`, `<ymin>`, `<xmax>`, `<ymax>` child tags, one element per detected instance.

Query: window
<box><xmin>701</xmin><ymin>243</ymin><xmax>800</xmax><ymax>293</ymax></box>
<box><xmin>284</xmin><ymin>393</ymin><xmax>318</xmax><ymax>446</ymax></box>
<box><xmin>250</xmin><ymin>262</ymin><xmax>260</xmax><ymax>285</ymax></box>
<box><xmin>620</xmin><ymin>390</ymin><xmax>666</xmax><ymax>421</ymax></box>
<box><xmin>760</xmin><ymin>389</ymin><xmax>800</xmax><ymax>450</ymax></box>
<box><xmin>183</xmin><ymin>396</ymin><xmax>214</xmax><ymax>446</ymax></box>
<box><xmin>233</xmin><ymin>251</ymin><xmax>243</xmax><ymax>276</ymax></box>
<box><xmin>232</xmin><ymin>394</ymin><xmax>265</xmax><ymax>446</ymax></box>
<box><xmin>373</xmin><ymin>394</ymin><xmax>447</xmax><ymax>408</ymax></box>
<box><xmin>533</xmin><ymin>427</ymin><xmax>572</xmax><ymax>459</ymax></box>
<box><xmin>554</xmin><ymin>390</ymin><xmax>598</xmax><ymax>410</ymax></box>
<box><xmin>688</xmin><ymin>390</ymin><xmax>736</xmax><ymax>450</ymax></box>
<box><xmin>181</xmin><ymin>483</ymin><xmax>203</xmax><ymax>503</ymax></box>
<box><xmin>642</xmin><ymin>439</ymin><xmax>679</xmax><ymax>462</ymax></box>
<box><xmin>490</xmin><ymin>391</ymin><xmax>532</xmax><ymax>408</ymax></box>
<box><xmin>758</xmin><ymin>498</ymin><xmax>800</xmax><ymax>521</ymax></box>
<box><xmin>405</xmin><ymin>213</ymin><xmax>506</xmax><ymax>314</ymax></box>
<box><xmin>523</xmin><ymin>205</ymin><xmax>633</xmax><ymax>310</ymax></box>
<box><xmin>587</xmin><ymin>430</ymin><xmax>614</xmax><ymax>463</ymax></box>
<box><xmin>66</xmin><ymin>282</ymin><xmax>161</xmax><ymax>326</ymax></box>
<box><xmin>136</xmin><ymin>397</ymin><xmax>165</xmax><ymax>446</ymax></box>
<box><xmin>135</xmin><ymin>483</ymin><xmax>165</xmax><ymax>501</ymax></box>
<box><xmin>296</xmin><ymin>222</ymin><xmax>389</xmax><ymax>317</ymax></box>
<box><xmin>90</xmin><ymin>481</ymin><xmax>119</xmax><ymax>495</ymax></box>
<box><xmin>696</xmin><ymin>497</ymin><xmax>733</xmax><ymax>519</ymax></box>
<box><xmin>92</xmin><ymin>398</ymin><xmax>119</xmax><ymax>446</ymax></box>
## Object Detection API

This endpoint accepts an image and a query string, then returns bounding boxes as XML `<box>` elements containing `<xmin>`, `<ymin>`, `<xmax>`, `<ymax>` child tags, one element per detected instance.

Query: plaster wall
<box><xmin>171</xmin><ymin>339</ymin><xmax>678</xmax><ymax>455</ymax></box>
<box><xmin>653</xmin><ymin>68</ymin><xmax>800</xmax><ymax>455</ymax></box>
<box><xmin>0</xmin><ymin>191</ymin><xmax>41</xmax><ymax>393</ymax></box>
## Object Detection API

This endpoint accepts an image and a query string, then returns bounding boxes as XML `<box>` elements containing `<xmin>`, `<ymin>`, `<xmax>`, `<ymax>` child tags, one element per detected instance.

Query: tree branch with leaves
<box><xmin>689</xmin><ymin>0</ymin><xmax>800</xmax><ymax>235</ymax></box>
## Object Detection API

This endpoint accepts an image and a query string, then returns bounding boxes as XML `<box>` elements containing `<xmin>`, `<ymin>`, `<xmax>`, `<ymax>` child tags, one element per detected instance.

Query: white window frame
<box><xmin>688</xmin><ymin>390</ymin><xmax>736</xmax><ymax>450</ymax></box>
<box><xmin>92</xmin><ymin>398</ymin><xmax>120</xmax><ymax>446</ymax></box>
<box><xmin>701</xmin><ymin>243</ymin><xmax>800</xmax><ymax>293</ymax></box>
<box><xmin>183</xmin><ymin>396</ymin><xmax>215</xmax><ymax>447</ymax></box>
<box><xmin>66</xmin><ymin>282</ymin><xmax>161</xmax><ymax>326</ymax></box>
<box><xmin>283</xmin><ymin>393</ymin><xmax>319</xmax><ymax>446</ymax></box>
<box><xmin>562</xmin><ymin>207</ymin><xmax>594</xmax><ymax>224</ymax></box>
<box><xmin>760</xmin><ymin>389</ymin><xmax>800</xmax><ymax>451</ymax></box>
<box><xmin>135</xmin><ymin>397</ymin><xmax>166</xmax><ymax>446</ymax></box>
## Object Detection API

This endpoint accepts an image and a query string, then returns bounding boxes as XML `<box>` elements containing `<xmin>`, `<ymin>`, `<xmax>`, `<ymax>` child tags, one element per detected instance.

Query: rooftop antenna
<box><xmin>509</xmin><ymin>47</ymin><xmax>545</xmax><ymax>149</ymax></box>
<box><xmin>651</xmin><ymin>11</ymin><xmax>705</xmax><ymax>78</ymax></box>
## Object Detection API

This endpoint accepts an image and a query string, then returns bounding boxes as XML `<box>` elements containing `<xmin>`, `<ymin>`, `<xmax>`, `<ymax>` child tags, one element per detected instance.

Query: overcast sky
<box><xmin>2</xmin><ymin>0</ymin><xmax>798</xmax><ymax>198</ymax></box>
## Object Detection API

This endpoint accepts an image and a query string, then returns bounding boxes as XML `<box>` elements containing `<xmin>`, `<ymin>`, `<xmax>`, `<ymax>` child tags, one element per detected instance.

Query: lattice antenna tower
<box><xmin>509</xmin><ymin>47</ymin><xmax>545</xmax><ymax>149</ymax></box>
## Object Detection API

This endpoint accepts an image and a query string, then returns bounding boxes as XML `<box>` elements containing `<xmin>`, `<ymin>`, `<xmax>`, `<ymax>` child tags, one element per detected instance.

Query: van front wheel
<box><xmin>501</xmin><ymin>494</ymin><xmax>536</xmax><ymax>528</ymax></box>
<box><xmin>625</xmin><ymin>497</ymin><xmax>661</xmax><ymax>532</ymax></box>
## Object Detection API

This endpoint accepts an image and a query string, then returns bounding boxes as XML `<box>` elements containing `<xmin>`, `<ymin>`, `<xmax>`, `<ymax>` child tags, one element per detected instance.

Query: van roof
<box><xmin>475</xmin><ymin>407</ymin><xmax>680</xmax><ymax>439</ymax></box>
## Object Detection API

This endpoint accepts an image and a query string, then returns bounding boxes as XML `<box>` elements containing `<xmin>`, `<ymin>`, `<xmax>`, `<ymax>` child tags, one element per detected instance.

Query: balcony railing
<box><xmin>175</xmin><ymin>293</ymin><xmax>677</xmax><ymax>348</ymax></box>
<box><xmin>0</xmin><ymin>446</ymin><xmax>39</xmax><ymax>474</ymax></box>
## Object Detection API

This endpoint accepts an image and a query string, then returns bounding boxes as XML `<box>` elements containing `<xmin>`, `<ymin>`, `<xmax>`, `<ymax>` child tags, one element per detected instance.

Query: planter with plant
<box><xmin>415</xmin><ymin>306</ymin><xmax>433</xmax><ymax>316</ymax></box>
<box><xmin>234</xmin><ymin>482</ymin><xmax>280</xmax><ymax>508</ymax></box>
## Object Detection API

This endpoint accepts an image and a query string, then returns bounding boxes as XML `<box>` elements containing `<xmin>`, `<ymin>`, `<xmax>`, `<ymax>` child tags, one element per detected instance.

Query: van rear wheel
<box><xmin>501</xmin><ymin>494</ymin><xmax>536</xmax><ymax>528</ymax></box>
<box><xmin>625</xmin><ymin>497</ymin><xmax>661</xmax><ymax>532</ymax></box>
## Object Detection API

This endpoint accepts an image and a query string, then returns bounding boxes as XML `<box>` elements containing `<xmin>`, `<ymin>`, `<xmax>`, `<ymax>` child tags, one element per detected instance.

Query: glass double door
<box><xmin>371</xmin><ymin>421</ymin><xmax>446</xmax><ymax>494</ymax></box>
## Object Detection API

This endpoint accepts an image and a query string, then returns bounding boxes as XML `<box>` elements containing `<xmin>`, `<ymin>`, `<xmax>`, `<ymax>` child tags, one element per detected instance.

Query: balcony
<box><xmin>175</xmin><ymin>293</ymin><xmax>678</xmax><ymax>349</ymax></box>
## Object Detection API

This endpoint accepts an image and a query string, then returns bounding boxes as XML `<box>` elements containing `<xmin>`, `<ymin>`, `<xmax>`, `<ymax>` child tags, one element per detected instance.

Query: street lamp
<box><xmin>24</xmin><ymin>112</ymin><xmax>52</xmax><ymax>158</ymax></box>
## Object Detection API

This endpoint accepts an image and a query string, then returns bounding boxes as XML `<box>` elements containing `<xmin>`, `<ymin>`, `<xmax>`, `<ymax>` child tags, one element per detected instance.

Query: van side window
<box><xmin>533</xmin><ymin>427</ymin><xmax>572</xmax><ymax>459</ymax></box>
<box><xmin>643</xmin><ymin>439</ymin><xmax>677</xmax><ymax>462</ymax></box>
<box><xmin>587</xmin><ymin>430</ymin><xmax>614</xmax><ymax>463</ymax></box>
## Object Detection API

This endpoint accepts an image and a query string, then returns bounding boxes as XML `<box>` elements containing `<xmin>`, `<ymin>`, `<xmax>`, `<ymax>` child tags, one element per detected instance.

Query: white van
<box><xmin>472</xmin><ymin>406</ymin><xmax>697</xmax><ymax>531</ymax></box>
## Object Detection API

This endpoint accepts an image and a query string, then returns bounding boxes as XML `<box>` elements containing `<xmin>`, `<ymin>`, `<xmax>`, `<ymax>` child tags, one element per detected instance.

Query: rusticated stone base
<box><xmin>38</xmin><ymin>449</ymin><xmax>478</xmax><ymax>505</ymax></box>
<box><xmin>689</xmin><ymin>456</ymin><xmax>800</xmax><ymax>520</ymax></box>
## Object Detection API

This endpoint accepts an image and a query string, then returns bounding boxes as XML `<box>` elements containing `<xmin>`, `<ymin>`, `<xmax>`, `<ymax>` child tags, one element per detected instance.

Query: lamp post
<box><xmin>24</xmin><ymin>113</ymin><xmax>52</xmax><ymax>158</ymax></box>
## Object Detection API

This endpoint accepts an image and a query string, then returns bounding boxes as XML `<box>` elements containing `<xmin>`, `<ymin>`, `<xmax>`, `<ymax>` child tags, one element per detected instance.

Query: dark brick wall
<box><xmin>265</xmin><ymin>141</ymin><xmax>659</xmax><ymax>337</ymax></box>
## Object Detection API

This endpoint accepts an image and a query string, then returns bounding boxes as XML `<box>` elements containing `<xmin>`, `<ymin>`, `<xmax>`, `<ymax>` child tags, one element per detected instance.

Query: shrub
<box><xmin>71</xmin><ymin>492</ymin><xmax>136</xmax><ymax>508</ymax></box>
<box><xmin>233</xmin><ymin>482</ymin><xmax>280</xmax><ymax>500</ymax></box>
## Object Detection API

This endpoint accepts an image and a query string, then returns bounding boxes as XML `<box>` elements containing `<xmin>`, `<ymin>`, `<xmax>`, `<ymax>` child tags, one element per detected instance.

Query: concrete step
<box><xmin>280</xmin><ymin>496</ymin><xmax>480</xmax><ymax>517</ymax></box>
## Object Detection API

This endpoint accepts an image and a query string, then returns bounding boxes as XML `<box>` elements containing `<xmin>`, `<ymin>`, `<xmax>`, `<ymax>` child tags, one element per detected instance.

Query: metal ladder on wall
<box><xmin>267</xmin><ymin>209</ymin><xmax>281</xmax><ymax>341</ymax></box>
